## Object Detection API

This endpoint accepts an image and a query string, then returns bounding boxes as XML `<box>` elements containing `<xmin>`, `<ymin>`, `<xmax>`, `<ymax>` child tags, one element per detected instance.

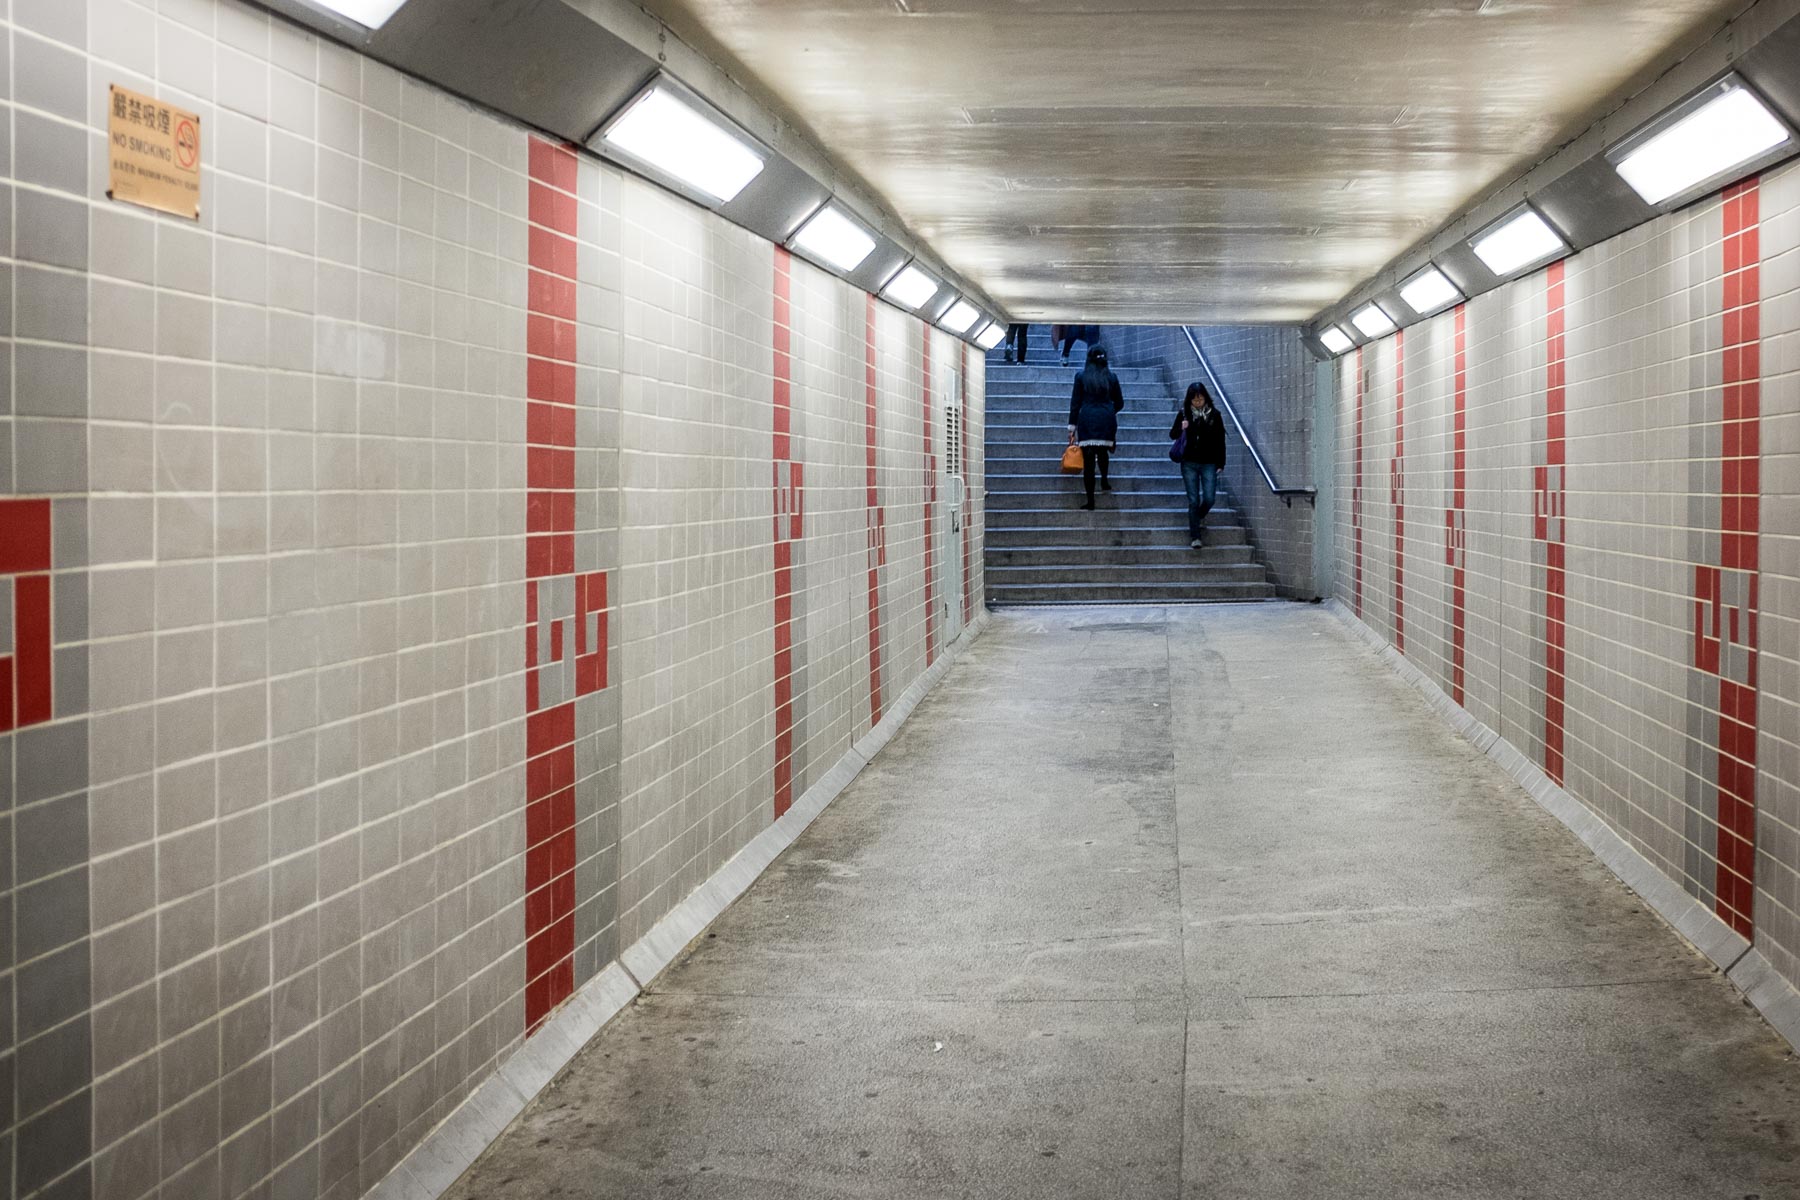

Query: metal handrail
<box><xmin>1178</xmin><ymin>326</ymin><xmax>1316</xmax><ymax>508</ymax></box>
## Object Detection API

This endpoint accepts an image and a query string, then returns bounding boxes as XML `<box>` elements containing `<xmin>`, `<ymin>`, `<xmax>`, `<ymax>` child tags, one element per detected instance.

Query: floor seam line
<box><xmin>1242</xmin><ymin>973</ymin><xmax>1712</xmax><ymax>1001</ymax></box>
<box><xmin>639</xmin><ymin>991</ymin><xmax>1186</xmax><ymax>1004</ymax></box>
<box><xmin>1168</xmin><ymin>617</ymin><xmax>1190</xmax><ymax>1200</ymax></box>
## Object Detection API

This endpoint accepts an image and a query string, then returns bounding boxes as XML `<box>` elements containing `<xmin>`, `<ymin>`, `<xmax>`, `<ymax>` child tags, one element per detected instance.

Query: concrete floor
<box><xmin>445</xmin><ymin>605</ymin><xmax>1800</xmax><ymax>1199</ymax></box>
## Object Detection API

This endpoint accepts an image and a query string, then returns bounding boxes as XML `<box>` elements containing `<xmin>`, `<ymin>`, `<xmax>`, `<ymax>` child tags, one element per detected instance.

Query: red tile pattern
<box><xmin>0</xmin><ymin>497</ymin><xmax>53</xmax><ymax>731</ymax></box>
<box><xmin>1353</xmin><ymin>345</ymin><xmax>1365</xmax><ymax>618</ymax></box>
<box><xmin>922</xmin><ymin>328</ymin><xmax>938</xmax><ymax>667</ymax></box>
<box><xmin>772</xmin><ymin>249</ymin><xmax>803</xmax><ymax>817</ymax></box>
<box><xmin>523</xmin><ymin>138</ymin><xmax>606</xmax><ymax>1031</ymax></box>
<box><xmin>1446</xmin><ymin>305</ymin><xmax>1469</xmax><ymax>707</ymax></box>
<box><xmin>1391</xmin><ymin>328</ymin><xmax>1406</xmax><ymax>653</ymax></box>
<box><xmin>961</xmin><ymin>343</ymin><xmax>974</xmax><ymax>627</ymax></box>
<box><xmin>1538</xmin><ymin>260</ymin><xmax>1569</xmax><ymax>784</ymax></box>
<box><xmin>1706</xmin><ymin>179</ymin><xmax>1764</xmax><ymax>938</ymax></box>
<box><xmin>864</xmin><ymin>295</ymin><xmax>887</xmax><ymax>727</ymax></box>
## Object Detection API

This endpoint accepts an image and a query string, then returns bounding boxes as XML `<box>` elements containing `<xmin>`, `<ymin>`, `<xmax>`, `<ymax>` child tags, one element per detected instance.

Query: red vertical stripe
<box><xmin>922</xmin><ymin>328</ymin><xmax>938</xmax><ymax>666</ymax></box>
<box><xmin>523</xmin><ymin>137</ymin><xmax>582</xmax><ymax>1033</ymax></box>
<box><xmin>0</xmin><ymin>498</ymin><xmax>55</xmax><ymax>733</ymax></box>
<box><xmin>1392</xmin><ymin>328</ymin><xmax>1406</xmax><ymax>653</ymax></box>
<box><xmin>961</xmin><ymin>343</ymin><xmax>973</xmax><ymax>627</ymax></box>
<box><xmin>1352</xmin><ymin>346</ymin><xmax>1365</xmax><ymax>618</ymax></box>
<box><xmin>1542</xmin><ymin>260</ymin><xmax>1568</xmax><ymax>785</ymax></box>
<box><xmin>864</xmin><ymin>295</ymin><xmax>887</xmax><ymax>727</ymax></box>
<box><xmin>14</xmin><ymin>574</ymin><xmax>52</xmax><ymax>727</ymax></box>
<box><xmin>772</xmin><ymin>249</ymin><xmax>799</xmax><ymax>817</ymax></box>
<box><xmin>1712</xmin><ymin>179</ymin><xmax>1762</xmax><ymax>938</ymax></box>
<box><xmin>0</xmin><ymin>498</ymin><xmax>52</xmax><ymax>573</ymax></box>
<box><xmin>1449</xmin><ymin>305</ymin><xmax>1468</xmax><ymax>707</ymax></box>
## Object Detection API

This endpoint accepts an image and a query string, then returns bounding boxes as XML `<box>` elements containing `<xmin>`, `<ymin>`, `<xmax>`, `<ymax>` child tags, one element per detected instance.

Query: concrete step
<box><xmin>987</xmin><ymin>425</ymin><xmax>1180</xmax><ymax>438</ymax></box>
<box><xmin>985</xmin><ymin>365</ymin><xmax>1162</xmax><ymax>382</ymax></box>
<box><xmin>986</xmin><ymin>506</ymin><xmax>1237</xmax><ymax>528</ymax></box>
<box><xmin>986</xmin><ymin>524</ymin><xmax>1248</xmax><ymax>547</ymax></box>
<box><xmin>987</xmin><ymin>581</ymin><xmax>1277</xmax><ymax>605</ymax></box>
<box><xmin>987</xmin><ymin>404</ymin><xmax>1173</xmax><ymax>418</ymax></box>
<box><xmin>988</xmin><ymin>545</ymin><xmax>1254</xmax><ymax>566</ymax></box>
<box><xmin>989</xmin><ymin>563</ymin><xmax>1268</xmax><ymax>586</ymax></box>
<box><xmin>985</xmin><ymin>444</ymin><xmax>1190</xmax><ymax>461</ymax></box>
<box><xmin>989</xmin><ymin>457</ymin><xmax>1211</xmax><ymax>476</ymax></box>
<box><xmin>987</xmin><ymin>386</ymin><xmax>1171</xmax><ymax>402</ymax></box>
<box><xmin>987</xmin><ymin>496</ymin><xmax>1190</xmax><ymax>515</ymax></box>
<box><xmin>988</xmin><ymin>477</ymin><xmax>1189</xmax><ymax>497</ymax></box>
<box><xmin>986</xmin><ymin>417</ymin><xmax>1178</xmax><ymax>433</ymax></box>
<box><xmin>986</xmin><ymin>456</ymin><xmax>1209</xmax><ymax>474</ymax></box>
<box><xmin>988</xmin><ymin>459</ymin><xmax>1194</xmax><ymax>474</ymax></box>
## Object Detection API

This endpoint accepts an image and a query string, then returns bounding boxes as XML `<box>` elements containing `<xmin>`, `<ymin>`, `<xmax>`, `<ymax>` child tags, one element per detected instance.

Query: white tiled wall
<box><xmin>0</xmin><ymin>1</ymin><xmax>984</xmax><ymax>1198</ymax></box>
<box><xmin>1335</xmin><ymin>163</ymin><xmax>1800</xmax><ymax>990</ymax></box>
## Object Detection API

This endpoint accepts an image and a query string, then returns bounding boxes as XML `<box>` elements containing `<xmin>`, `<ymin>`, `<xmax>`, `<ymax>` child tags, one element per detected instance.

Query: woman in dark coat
<box><xmin>1171</xmin><ymin>381</ymin><xmax>1227</xmax><ymax>547</ymax></box>
<box><xmin>1067</xmin><ymin>345</ymin><xmax>1125</xmax><ymax>511</ymax></box>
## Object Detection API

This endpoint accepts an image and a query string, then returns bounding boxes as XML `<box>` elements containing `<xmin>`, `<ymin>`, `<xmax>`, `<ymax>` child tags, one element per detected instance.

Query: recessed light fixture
<box><xmin>1469</xmin><ymin>205</ymin><xmax>1568</xmax><ymax>278</ymax></box>
<box><xmin>974</xmin><ymin>322</ymin><xmax>1007</xmax><ymax>350</ymax></box>
<box><xmin>597</xmin><ymin>81</ymin><xmax>766</xmax><ymax>204</ymax></box>
<box><xmin>790</xmin><ymin>204</ymin><xmax>877</xmax><ymax>273</ymax></box>
<box><xmin>1351</xmin><ymin>304</ymin><xmax>1396</xmax><ymax>338</ymax></box>
<box><xmin>1320</xmin><ymin>326</ymin><xmax>1354</xmax><ymax>356</ymax></box>
<box><xmin>307</xmin><ymin>0</ymin><xmax>409</xmax><ymax>26</ymax></box>
<box><xmin>1399</xmin><ymin>265</ymin><xmax>1463</xmax><ymax>316</ymax></box>
<box><xmin>938</xmin><ymin>300</ymin><xmax>980</xmax><ymax>333</ymax></box>
<box><xmin>882</xmin><ymin>264</ymin><xmax>940</xmax><ymax>311</ymax></box>
<box><xmin>1610</xmin><ymin>76</ymin><xmax>1793</xmax><ymax>207</ymax></box>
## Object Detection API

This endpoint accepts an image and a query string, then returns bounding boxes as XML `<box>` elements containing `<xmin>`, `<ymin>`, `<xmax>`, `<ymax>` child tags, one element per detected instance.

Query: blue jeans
<box><xmin>1182</xmin><ymin>463</ymin><xmax>1217</xmax><ymax>540</ymax></box>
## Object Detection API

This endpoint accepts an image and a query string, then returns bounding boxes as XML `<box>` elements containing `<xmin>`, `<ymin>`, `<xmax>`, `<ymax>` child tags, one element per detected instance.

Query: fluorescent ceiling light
<box><xmin>882</xmin><ymin>264</ymin><xmax>940</xmax><ymax>310</ymax></box>
<box><xmin>1320</xmin><ymin>326</ymin><xmax>1354</xmax><ymax>356</ymax></box>
<box><xmin>1399</xmin><ymin>266</ymin><xmax>1463</xmax><ymax>316</ymax></box>
<box><xmin>599</xmin><ymin>83</ymin><xmax>766</xmax><ymax>204</ymax></box>
<box><xmin>1352</xmin><ymin>304</ymin><xmax>1395</xmax><ymax>338</ymax></box>
<box><xmin>1470</xmin><ymin>207</ymin><xmax>1567</xmax><ymax>278</ymax></box>
<box><xmin>791</xmin><ymin>204</ymin><xmax>877</xmax><ymax>272</ymax></box>
<box><xmin>974</xmin><ymin>322</ymin><xmax>1006</xmax><ymax>350</ymax></box>
<box><xmin>938</xmin><ymin>300</ymin><xmax>980</xmax><ymax>333</ymax></box>
<box><xmin>1613</xmin><ymin>80</ymin><xmax>1792</xmax><ymax>206</ymax></box>
<box><xmin>308</xmin><ymin>0</ymin><xmax>409</xmax><ymax>25</ymax></box>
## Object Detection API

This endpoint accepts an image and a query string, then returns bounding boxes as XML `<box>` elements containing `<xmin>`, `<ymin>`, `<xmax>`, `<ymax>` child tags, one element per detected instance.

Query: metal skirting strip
<box><xmin>368</xmin><ymin>610</ymin><xmax>994</xmax><ymax>1200</ymax></box>
<box><xmin>1324</xmin><ymin>599</ymin><xmax>1800</xmax><ymax>1052</ymax></box>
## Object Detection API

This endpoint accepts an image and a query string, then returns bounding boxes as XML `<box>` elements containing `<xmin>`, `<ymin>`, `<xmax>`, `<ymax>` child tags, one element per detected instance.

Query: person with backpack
<box><xmin>1171</xmin><ymin>382</ymin><xmax>1227</xmax><ymax>547</ymax></box>
<box><xmin>1067</xmin><ymin>345</ymin><xmax>1125</xmax><ymax>511</ymax></box>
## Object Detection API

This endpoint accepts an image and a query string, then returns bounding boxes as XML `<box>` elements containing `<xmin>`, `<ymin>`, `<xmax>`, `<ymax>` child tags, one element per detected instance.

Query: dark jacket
<box><xmin>1171</xmin><ymin>403</ymin><xmax>1227</xmax><ymax>467</ymax></box>
<box><xmin>1068</xmin><ymin>366</ymin><xmax>1125</xmax><ymax>446</ymax></box>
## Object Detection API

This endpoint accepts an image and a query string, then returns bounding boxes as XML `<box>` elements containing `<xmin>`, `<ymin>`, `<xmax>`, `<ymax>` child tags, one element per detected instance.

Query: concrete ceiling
<box><xmin>633</xmin><ymin>0</ymin><xmax>1748</xmax><ymax>323</ymax></box>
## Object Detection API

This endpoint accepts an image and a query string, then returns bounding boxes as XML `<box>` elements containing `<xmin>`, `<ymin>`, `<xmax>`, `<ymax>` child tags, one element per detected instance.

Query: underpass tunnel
<box><xmin>3</xmin><ymin>0</ymin><xmax>1800</xmax><ymax>1197</ymax></box>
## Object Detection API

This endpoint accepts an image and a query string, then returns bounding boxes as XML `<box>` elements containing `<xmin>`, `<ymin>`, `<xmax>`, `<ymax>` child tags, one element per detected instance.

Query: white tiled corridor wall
<box><xmin>0</xmin><ymin>1</ymin><xmax>985</xmax><ymax>1198</ymax></box>
<box><xmin>1335</xmin><ymin>164</ymin><xmax>1800</xmax><ymax>994</ymax></box>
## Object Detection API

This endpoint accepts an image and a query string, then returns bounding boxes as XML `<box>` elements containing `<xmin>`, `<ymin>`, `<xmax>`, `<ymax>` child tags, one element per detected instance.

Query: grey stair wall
<box><xmin>982</xmin><ymin>326</ymin><xmax>1277</xmax><ymax>605</ymax></box>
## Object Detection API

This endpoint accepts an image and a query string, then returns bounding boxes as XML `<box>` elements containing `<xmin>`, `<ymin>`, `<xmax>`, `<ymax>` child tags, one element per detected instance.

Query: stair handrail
<box><xmin>1178</xmin><ymin>326</ymin><xmax>1316</xmax><ymax>508</ymax></box>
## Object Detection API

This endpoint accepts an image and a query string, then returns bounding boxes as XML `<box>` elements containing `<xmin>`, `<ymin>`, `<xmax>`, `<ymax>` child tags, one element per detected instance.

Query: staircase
<box><xmin>983</xmin><ymin>327</ymin><xmax>1276</xmax><ymax>605</ymax></box>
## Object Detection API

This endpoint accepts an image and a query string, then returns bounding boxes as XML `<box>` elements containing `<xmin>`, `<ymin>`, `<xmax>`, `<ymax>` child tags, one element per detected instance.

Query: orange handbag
<box><xmin>1060</xmin><ymin>445</ymin><xmax>1084</xmax><ymax>472</ymax></box>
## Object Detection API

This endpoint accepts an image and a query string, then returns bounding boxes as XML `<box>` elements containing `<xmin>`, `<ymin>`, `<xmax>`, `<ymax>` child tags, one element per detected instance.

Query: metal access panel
<box><xmin>940</xmin><ymin>370</ymin><xmax>966</xmax><ymax>641</ymax></box>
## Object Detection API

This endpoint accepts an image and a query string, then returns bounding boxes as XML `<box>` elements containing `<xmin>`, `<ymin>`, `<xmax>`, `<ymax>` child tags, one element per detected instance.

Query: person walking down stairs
<box><xmin>1171</xmin><ymin>382</ymin><xmax>1227</xmax><ymax>549</ymax></box>
<box><xmin>982</xmin><ymin>327</ymin><xmax>1274</xmax><ymax>604</ymax></box>
<box><xmin>1067</xmin><ymin>345</ymin><xmax>1124</xmax><ymax>511</ymax></box>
